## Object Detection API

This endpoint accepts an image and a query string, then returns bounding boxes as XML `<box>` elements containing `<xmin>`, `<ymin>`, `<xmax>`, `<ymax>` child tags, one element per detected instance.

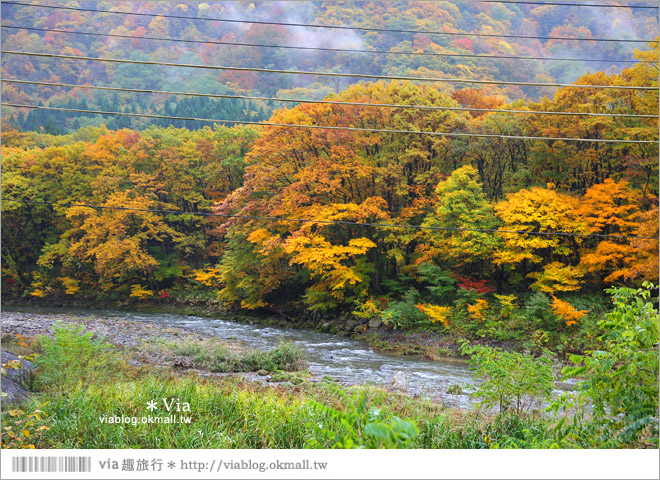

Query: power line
<box><xmin>3</xmin><ymin>103</ymin><xmax>659</xmax><ymax>144</ymax></box>
<box><xmin>3</xmin><ymin>199</ymin><xmax>657</xmax><ymax>240</ymax></box>
<box><xmin>2</xmin><ymin>1</ymin><xmax>656</xmax><ymax>43</ymax></box>
<box><xmin>0</xmin><ymin>25</ymin><xmax>648</xmax><ymax>65</ymax></box>
<box><xmin>3</xmin><ymin>50</ymin><xmax>658</xmax><ymax>91</ymax></box>
<box><xmin>5</xmin><ymin>79</ymin><xmax>657</xmax><ymax>119</ymax></box>
<box><xmin>479</xmin><ymin>0</ymin><xmax>658</xmax><ymax>8</ymax></box>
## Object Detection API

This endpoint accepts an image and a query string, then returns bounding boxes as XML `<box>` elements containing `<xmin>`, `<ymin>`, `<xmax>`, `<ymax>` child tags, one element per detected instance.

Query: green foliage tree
<box><xmin>460</xmin><ymin>341</ymin><xmax>555</xmax><ymax>415</ymax></box>
<box><xmin>423</xmin><ymin>165</ymin><xmax>501</xmax><ymax>266</ymax></box>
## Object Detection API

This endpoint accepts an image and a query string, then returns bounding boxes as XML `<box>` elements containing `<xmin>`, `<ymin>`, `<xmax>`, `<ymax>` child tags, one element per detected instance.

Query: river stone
<box><xmin>1</xmin><ymin>351</ymin><xmax>34</xmax><ymax>404</ymax></box>
<box><xmin>256</xmin><ymin>369</ymin><xmax>269</xmax><ymax>376</ymax></box>
<box><xmin>2</xmin><ymin>351</ymin><xmax>34</xmax><ymax>384</ymax></box>
<box><xmin>320</xmin><ymin>322</ymin><xmax>331</xmax><ymax>332</ymax></box>
<box><xmin>344</xmin><ymin>319</ymin><xmax>358</xmax><ymax>331</ymax></box>
<box><xmin>368</xmin><ymin>318</ymin><xmax>382</xmax><ymax>329</ymax></box>
<box><xmin>1</xmin><ymin>377</ymin><xmax>29</xmax><ymax>404</ymax></box>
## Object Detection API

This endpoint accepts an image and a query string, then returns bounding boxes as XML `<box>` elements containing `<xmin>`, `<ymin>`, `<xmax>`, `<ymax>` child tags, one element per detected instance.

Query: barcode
<box><xmin>11</xmin><ymin>456</ymin><xmax>92</xmax><ymax>473</ymax></box>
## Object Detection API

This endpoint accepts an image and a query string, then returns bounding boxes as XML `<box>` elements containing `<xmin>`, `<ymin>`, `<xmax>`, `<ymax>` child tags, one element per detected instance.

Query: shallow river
<box><xmin>4</xmin><ymin>307</ymin><xmax>575</xmax><ymax>407</ymax></box>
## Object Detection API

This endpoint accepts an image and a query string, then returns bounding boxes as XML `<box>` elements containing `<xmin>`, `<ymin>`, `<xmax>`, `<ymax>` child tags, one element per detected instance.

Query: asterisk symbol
<box><xmin>168</xmin><ymin>461</ymin><xmax>176</xmax><ymax>469</ymax></box>
<box><xmin>146</xmin><ymin>400</ymin><xmax>158</xmax><ymax>411</ymax></box>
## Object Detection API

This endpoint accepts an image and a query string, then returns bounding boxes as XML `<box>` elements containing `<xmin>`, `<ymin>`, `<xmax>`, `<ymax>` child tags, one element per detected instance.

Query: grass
<box><xmin>268</xmin><ymin>370</ymin><xmax>311</xmax><ymax>385</ymax></box>
<box><xmin>32</xmin><ymin>375</ymin><xmax>321</xmax><ymax>448</ymax></box>
<box><xmin>142</xmin><ymin>337</ymin><xmax>306</xmax><ymax>373</ymax></box>
<box><xmin>11</xmin><ymin>371</ymin><xmax>557</xmax><ymax>449</ymax></box>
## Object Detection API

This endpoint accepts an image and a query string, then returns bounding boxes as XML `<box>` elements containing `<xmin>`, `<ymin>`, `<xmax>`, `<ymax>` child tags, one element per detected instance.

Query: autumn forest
<box><xmin>1</xmin><ymin>0</ymin><xmax>659</xmax><ymax>456</ymax></box>
<box><xmin>2</xmin><ymin>2</ymin><xmax>659</xmax><ymax>351</ymax></box>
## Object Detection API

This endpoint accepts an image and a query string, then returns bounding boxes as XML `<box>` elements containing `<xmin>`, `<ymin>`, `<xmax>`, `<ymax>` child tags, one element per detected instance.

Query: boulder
<box><xmin>344</xmin><ymin>319</ymin><xmax>358</xmax><ymax>332</ymax></box>
<box><xmin>1</xmin><ymin>377</ymin><xmax>29</xmax><ymax>404</ymax></box>
<box><xmin>368</xmin><ymin>318</ymin><xmax>382</xmax><ymax>329</ymax></box>
<box><xmin>1</xmin><ymin>351</ymin><xmax>34</xmax><ymax>405</ymax></box>
<box><xmin>2</xmin><ymin>351</ymin><xmax>34</xmax><ymax>384</ymax></box>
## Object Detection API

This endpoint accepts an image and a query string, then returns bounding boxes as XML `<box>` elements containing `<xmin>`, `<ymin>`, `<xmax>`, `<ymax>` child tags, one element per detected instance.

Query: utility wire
<box><xmin>5</xmin><ymin>79</ymin><xmax>657</xmax><ymax>119</ymax></box>
<box><xmin>3</xmin><ymin>51</ymin><xmax>658</xmax><ymax>91</ymax></box>
<box><xmin>0</xmin><ymin>25</ymin><xmax>649</xmax><ymax>65</ymax></box>
<box><xmin>3</xmin><ymin>199</ymin><xmax>658</xmax><ymax>240</ymax></box>
<box><xmin>3</xmin><ymin>103</ymin><xmax>659</xmax><ymax>144</ymax></box>
<box><xmin>2</xmin><ymin>1</ymin><xmax>656</xmax><ymax>43</ymax></box>
<box><xmin>479</xmin><ymin>0</ymin><xmax>658</xmax><ymax>8</ymax></box>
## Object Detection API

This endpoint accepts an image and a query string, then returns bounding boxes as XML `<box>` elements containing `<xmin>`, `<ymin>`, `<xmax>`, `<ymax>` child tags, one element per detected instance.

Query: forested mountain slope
<box><xmin>2</xmin><ymin>1</ymin><xmax>657</xmax><ymax>132</ymax></box>
<box><xmin>1</xmin><ymin>2</ymin><xmax>658</xmax><ymax>354</ymax></box>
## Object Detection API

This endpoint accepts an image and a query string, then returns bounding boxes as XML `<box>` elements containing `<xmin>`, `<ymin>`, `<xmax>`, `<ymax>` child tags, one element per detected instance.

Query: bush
<box><xmin>381</xmin><ymin>289</ymin><xmax>427</xmax><ymax>329</ymax></box>
<box><xmin>416</xmin><ymin>264</ymin><xmax>457</xmax><ymax>303</ymax></box>
<box><xmin>522</xmin><ymin>292</ymin><xmax>554</xmax><ymax>329</ymax></box>
<box><xmin>486</xmin><ymin>415</ymin><xmax>560</xmax><ymax>449</ymax></box>
<box><xmin>35</xmin><ymin>322</ymin><xmax>120</xmax><ymax>389</ymax></box>
<box><xmin>553</xmin><ymin>283</ymin><xmax>659</xmax><ymax>448</ymax></box>
<box><xmin>1</xmin><ymin>405</ymin><xmax>50</xmax><ymax>448</ymax></box>
<box><xmin>460</xmin><ymin>341</ymin><xmax>554</xmax><ymax>415</ymax></box>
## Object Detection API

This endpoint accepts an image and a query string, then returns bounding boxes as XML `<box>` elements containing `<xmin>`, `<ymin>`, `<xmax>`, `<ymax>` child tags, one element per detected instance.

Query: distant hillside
<box><xmin>1</xmin><ymin>1</ymin><xmax>657</xmax><ymax>132</ymax></box>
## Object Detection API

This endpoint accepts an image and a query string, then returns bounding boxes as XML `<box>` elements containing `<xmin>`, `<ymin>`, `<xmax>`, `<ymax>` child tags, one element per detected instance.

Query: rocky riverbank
<box><xmin>2</xmin><ymin>298</ymin><xmax>474</xmax><ymax>359</ymax></box>
<box><xmin>2</xmin><ymin>297</ymin><xmax>529</xmax><ymax>370</ymax></box>
<box><xmin>1</xmin><ymin>310</ymin><xmax>313</xmax><ymax>400</ymax></box>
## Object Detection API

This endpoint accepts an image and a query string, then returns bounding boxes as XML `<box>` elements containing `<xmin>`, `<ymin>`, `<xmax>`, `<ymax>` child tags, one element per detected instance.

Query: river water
<box><xmin>3</xmin><ymin>307</ymin><xmax>576</xmax><ymax>407</ymax></box>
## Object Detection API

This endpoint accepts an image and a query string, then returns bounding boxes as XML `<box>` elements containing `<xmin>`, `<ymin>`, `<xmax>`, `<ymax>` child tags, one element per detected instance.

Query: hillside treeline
<box><xmin>2</xmin><ymin>51</ymin><xmax>658</xmax><ymax>349</ymax></box>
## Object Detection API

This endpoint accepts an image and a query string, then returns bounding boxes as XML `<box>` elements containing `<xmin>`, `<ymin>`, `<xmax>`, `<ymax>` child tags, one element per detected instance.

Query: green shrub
<box><xmin>417</xmin><ymin>264</ymin><xmax>457</xmax><ymax>303</ymax></box>
<box><xmin>381</xmin><ymin>289</ymin><xmax>426</xmax><ymax>329</ymax></box>
<box><xmin>1</xmin><ymin>405</ymin><xmax>50</xmax><ymax>449</ymax></box>
<box><xmin>234</xmin><ymin>342</ymin><xmax>306</xmax><ymax>373</ymax></box>
<box><xmin>460</xmin><ymin>341</ymin><xmax>554</xmax><ymax>415</ymax></box>
<box><xmin>522</xmin><ymin>292</ymin><xmax>553</xmax><ymax>329</ymax></box>
<box><xmin>269</xmin><ymin>370</ymin><xmax>310</xmax><ymax>385</ymax></box>
<box><xmin>35</xmin><ymin>322</ymin><xmax>120</xmax><ymax>389</ymax></box>
<box><xmin>453</xmin><ymin>287</ymin><xmax>484</xmax><ymax>310</ymax></box>
<box><xmin>486</xmin><ymin>415</ymin><xmax>559</xmax><ymax>449</ymax></box>
<box><xmin>415</xmin><ymin>413</ymin><xmax>556</xmax><ymax>449</ymax></box>
<box><xmin>553</xmin><ymin>283</ymin><xmax>659</xmax><ymax>448</ymax></box>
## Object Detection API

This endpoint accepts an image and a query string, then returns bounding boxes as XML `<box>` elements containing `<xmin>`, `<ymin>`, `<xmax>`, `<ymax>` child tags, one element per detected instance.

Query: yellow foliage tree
<box><xmin>628</xmin><ymin>206</ymin><xmax>659</xmax><ymax>282</ymax></box>
<box><xmin>580</xmin><ymin>241</ymin><xmax>639</xmax><ymax>283</ymax></box>
<box><xmin>190</xmin><ymin>267</ymin><xmax>221</xmax><ymax>287</ymax></box>
<box><xmin>494</xmin><ymin>186</ymin><xmax>585</xmax><ymax>267</ymax></box>
<box><xmin>353</xmin><ymin>299</ymin><xmax>383</xmax><ymax>319</ymax></box>
<box><xmin>423</xmin><ymin>165</ymin><xmax>500</xmax><ymax>265</ymax></box>
<box><xmin>284</xmin><ymin>235</ymin><xmax>376</xmax><ymax>303</ymax></box>
<box><xmin>58</xmin><ymin>192</ymin><xmax>182</xmax><ymax>281</ymax></box>
<box><xmin>576</xmin><ymin>179</ymin><xmax>641</xmax><ymax>235</ymax></box>
<box><xmin>527</xmin><ymin>262</ymin><xmax>583</xmax><ymax>294</ymax></box>
<box><xmin>576</xmin><ymin>179</ymin><xmax>648</xmax><ymax>283</ymax></box>
<box><xmin>494</xmin><ymin>294</ymin><xmax>517</xmax><ymax>319</ymax></box>
<box><xmin>29</xmin><ymin>273</ymin><xmax>47</xmax><ymax>298</ymax></box>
